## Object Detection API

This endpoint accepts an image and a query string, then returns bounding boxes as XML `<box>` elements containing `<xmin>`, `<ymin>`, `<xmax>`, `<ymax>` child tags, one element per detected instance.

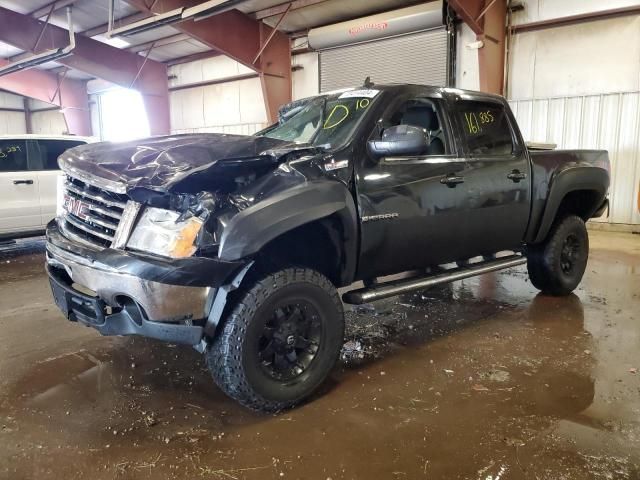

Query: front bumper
<box><xmin>45</xmin><ymin>220</ymin><xmax>246</xmax><ymax>345</ymax></box>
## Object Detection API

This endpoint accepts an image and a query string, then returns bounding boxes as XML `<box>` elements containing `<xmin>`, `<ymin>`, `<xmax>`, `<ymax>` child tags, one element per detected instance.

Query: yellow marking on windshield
<box><xmin>323</xmin><ymin>104</ymin><xmax>350</xmax><ymax>130</ymax></box>
<box><xmin>356</xmin><ymin>98</ymin><xmax>370</xmax><ymax>110</ymax></box>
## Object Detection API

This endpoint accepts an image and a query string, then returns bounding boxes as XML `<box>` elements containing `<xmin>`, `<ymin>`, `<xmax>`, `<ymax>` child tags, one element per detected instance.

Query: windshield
<box><xmin>257</xmin><ymin>89</ymin><xmax>381</xmax><ymax>148</ymax></box>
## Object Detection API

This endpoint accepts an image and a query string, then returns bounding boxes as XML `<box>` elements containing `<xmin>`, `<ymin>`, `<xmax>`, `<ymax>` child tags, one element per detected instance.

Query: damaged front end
<box><xmin>45</xmin><ymin>133</ymin><xmax>330</xmax><ymax>347</ymax></box>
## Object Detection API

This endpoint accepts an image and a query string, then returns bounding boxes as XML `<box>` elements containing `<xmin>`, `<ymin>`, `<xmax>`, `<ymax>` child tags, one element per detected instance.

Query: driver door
<box><xmin>356</xmin><ymin>93</ymin><xmax>471</xmax><ymax>279</ymax></box>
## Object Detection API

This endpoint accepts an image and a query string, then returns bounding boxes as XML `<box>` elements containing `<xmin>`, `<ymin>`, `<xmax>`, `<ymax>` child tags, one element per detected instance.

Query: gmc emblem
<box><xmin>64</xmin><ymin>195</ymin><xmax>90</xmax><ymax>220</ymax></box>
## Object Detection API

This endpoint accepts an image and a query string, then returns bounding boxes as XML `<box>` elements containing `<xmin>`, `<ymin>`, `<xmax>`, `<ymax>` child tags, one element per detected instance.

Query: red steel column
<box><xmin>258</xmin><ymin>21</ymin><xmax>291</xmax><ymax>122</ymax></box>
<box><xmin>448</xmin><ymin>0</ymin><xmax>507</xmax><ymax>95</ymax></box>
<box><xmin>477</xmin><ymin>0</ymin><xmax>506</xmax><ymax>95</ymax></box>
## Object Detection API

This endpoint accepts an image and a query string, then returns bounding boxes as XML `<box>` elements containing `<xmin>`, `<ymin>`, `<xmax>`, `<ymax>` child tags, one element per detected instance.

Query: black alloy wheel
<box><xmin>560</xmin><ymin>233</ymin><xmax>580</xmax><ymax>275</ymax></box>
<box><xmin>258</xmin><ymin>301</ymin><xmax>322</xmax><ymax>381</ymax></box>
<box><xmin>207</xmin><ymin>268</ymin><xmax>344</xmax><ymax>412</ymax></box>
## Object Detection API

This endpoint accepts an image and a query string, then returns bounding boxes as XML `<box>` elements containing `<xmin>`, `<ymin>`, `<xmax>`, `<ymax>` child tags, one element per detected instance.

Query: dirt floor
<box><xmin>0</xmin><ymin>230</ymin><xmax>639</xmax><ymax>480</ymax></box>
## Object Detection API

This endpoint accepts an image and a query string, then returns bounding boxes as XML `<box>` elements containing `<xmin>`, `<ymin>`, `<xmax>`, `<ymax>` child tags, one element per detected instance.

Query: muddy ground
<box><xmin>0</xmin><ymin>230</ymin><xmax>639</xmax><ymax>479</ymax></box>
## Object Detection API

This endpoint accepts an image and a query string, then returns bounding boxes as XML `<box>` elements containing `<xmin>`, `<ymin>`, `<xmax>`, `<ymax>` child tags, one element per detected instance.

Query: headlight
<box><xmin>127</xmin><ymin>207</ymin><xmax>203</xmax><ymax>259</ymax></box>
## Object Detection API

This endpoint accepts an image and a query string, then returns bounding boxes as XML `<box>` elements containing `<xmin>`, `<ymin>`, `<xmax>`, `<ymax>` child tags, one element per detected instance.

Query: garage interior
<box><xmin>1</xmin><ymin>0</ymin><xmax>639</xmax><ymax>478</ymax></box>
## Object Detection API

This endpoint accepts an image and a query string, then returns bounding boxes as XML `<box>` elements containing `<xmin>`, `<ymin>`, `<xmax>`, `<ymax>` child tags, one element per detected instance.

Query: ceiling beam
<box><xmin>125</xmin><ymin>0</ymin><xmax>291</xmax><ymax>122</ymax></box>
<box><xmin>0</xmin><ymin>59</ymin><xmax>91</xmax><ymax>135</ymax></box>
<box><xmin>0</xmin><ymin>6</ymin><xmax>170</xmax><ymax>135</ymax></box>
<box><xmin>511</xmin><ymin>4</ymin><xmax>640</xmax><ymax>34</ymax></box>
<box><xmin>8</xmin><ymin>11</ymin><xmax>151</xmax><ymax>62</ymax></box>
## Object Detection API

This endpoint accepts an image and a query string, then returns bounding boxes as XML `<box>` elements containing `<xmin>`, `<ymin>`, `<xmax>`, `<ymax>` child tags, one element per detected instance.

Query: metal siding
<box><xmin>510</xmin><ymin>91</ymin><xmax>640</xmax><ymax>225</ymax></box>
<box><xmin>169</xmin><ymin>77</ymin><xmax>268</xmax><ymax>134</ymax></box>
<box><xmin>0</xmin><ymin>111</ymin><xmax>27</xmax><ymax>135</ymax></box>
<box><xmin>31</xmin><ymin>110</ymin><xmax>68</xmax><ymax>135</ymax></box>
<box><xmin>319</xmin><ymin>28</ymin><xmax>448</xmax><ymax>92</ymax></box>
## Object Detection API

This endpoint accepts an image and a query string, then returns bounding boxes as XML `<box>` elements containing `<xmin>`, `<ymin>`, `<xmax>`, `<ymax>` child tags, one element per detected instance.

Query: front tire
<box><xmin>527</xmin><ymin>215</ymin><xmax>589</xmax><ymax>296</ymax></box>
<box><xmin>206</xmin><ymin>268</ymin><xmax>344</xmax><ymax>412</ymax></box>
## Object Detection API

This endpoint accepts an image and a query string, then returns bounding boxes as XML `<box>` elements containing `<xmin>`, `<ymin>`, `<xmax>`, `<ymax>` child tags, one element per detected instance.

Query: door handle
<box><xmin>13</xmin><ymin>179</ymin><xmax>34</xmax><ymax>185</ymax></box>
<box><xmin>507</xmin><ymin>170</ymin><xmax>527</xmax><ymax>182</ymax></box>
<box><xmin>440</xmin><ymin>174</ymin><xmax>465</xmax><ymax>188</ymax></box>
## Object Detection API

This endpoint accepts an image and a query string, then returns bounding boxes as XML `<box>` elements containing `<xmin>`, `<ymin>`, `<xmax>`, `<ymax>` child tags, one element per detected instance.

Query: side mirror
<box><xmin>367</xmin><ymin>124</ymin><xmax>429</xmax><ymax>158</ymax></box>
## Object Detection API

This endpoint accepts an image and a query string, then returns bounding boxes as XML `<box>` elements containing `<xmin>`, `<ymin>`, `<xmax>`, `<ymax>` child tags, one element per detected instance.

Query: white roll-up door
<box><xmin>319</xmin><ymin>28</ymin><xmax>449</xmax><ymax>92</ymax></box>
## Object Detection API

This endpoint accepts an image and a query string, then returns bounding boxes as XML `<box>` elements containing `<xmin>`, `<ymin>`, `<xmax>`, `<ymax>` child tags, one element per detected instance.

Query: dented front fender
<box><xmin>218</xmin><ymin>180</ymin><xmax>358</xmax><ymax>283</ymax></box>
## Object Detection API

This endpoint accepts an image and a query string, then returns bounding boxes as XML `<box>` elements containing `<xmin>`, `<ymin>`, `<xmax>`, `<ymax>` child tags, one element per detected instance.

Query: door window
<box><xmin>0</xmin><ymin>140</ymin><xmax>28</xmax><ymax>172</ymax></box>
<box><xmin>31</xmin><ymin>139</ymin><xmax>86</xmax><ymax>170</ymax></box>
<box><xmin>379</xmin><ymin>97</ymin><xmax>448</xmax><ymax>156</ymax></box>
<box><xmin>455</xmin><ymin>101</ymin><xmax>514</xmax><ymax>156</ymax></box>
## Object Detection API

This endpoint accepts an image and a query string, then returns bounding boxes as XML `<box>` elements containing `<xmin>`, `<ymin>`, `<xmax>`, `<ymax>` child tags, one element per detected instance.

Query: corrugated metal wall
<box><xmin>0</xmin><ymin>91</ymin><xmax>26</xmax><ymax>134</ymax></box>
<box><xmin>319</xmin><ymin>28</ymin><xmax>448</xmax><ymax>92</ymax></box>
<box><xmin>31</xmin><ymin>111</ymin><xmax>68</xmax><ymax>135</ymax></box>
<box><xmin>510</xmin><ymin>92</ymin><xmax>640</xmax><ymax>226</ymax></box>
<box><xmin>168</xmin><ymin>57</ymin><xmax>268</xmax><ymax>135</ymax></box>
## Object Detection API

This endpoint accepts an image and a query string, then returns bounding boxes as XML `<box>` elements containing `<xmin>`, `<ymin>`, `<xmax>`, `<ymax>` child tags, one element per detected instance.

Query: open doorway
<box><xmin>98</xmin><ymin>88</ymin><xmax>150</xmax><ymax>141</ymax></box>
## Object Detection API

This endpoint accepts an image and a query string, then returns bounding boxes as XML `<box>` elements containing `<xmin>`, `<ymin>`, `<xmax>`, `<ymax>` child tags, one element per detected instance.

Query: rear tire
<box><xmin>527</xmin><ymin>215</ymin><xmax>589</xmax><ymax>296</ymax></box>
<box><xmin>206</xmin><ymin>268</ymin><xmax>344</xmax><ymax>412</ymax></box>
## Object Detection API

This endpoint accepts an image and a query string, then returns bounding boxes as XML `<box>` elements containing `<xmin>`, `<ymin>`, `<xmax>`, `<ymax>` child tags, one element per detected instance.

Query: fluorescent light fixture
<box><xmin>0</xmin><ymin>6</ymin><xmax>76</xmax><ymax>78</ymax></box>
<box><xmin>0</xmin><ymin>46</ymin><xmax>74</xmax><ymax>77</ymax></box>
<box><xmin>185</xmin><ymin>0</ymin><xmax>247</xmax><ymax>21</ymax></box>
<box><xmin>106</xmin><ymin>0</ymin><xmax>246</xmax><ymax>38</ymax></box>
<box><xmin>108</xmin><ymin>8</ymin><xmax>184</xmax><ymax>38</ymax></box>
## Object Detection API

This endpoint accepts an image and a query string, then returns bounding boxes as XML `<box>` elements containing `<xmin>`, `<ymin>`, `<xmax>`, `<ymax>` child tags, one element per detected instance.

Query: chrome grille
<box><xmin>61</xmin><ymin>175</ymin><xmax>128</xmax><ymax>249</ymax></box>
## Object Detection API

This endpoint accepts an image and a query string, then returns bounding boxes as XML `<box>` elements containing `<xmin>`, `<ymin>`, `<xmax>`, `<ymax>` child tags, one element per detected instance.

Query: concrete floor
<box><xmin>0</xmin><ymin>231</ymin><xmax>639</xmax><ymax>480</ymax></box>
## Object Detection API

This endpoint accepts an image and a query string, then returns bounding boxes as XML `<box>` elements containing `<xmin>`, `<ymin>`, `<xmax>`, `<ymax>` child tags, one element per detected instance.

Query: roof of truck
<box><xmin>319</xmin><ymin>84</ymin><xmax>507</xmax><ymax>101</ymax></box>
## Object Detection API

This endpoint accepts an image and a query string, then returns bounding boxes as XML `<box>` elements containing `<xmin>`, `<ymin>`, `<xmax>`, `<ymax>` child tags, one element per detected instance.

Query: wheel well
<box><xmin>253</xmin><ymin>215</ymin><xmax>345</xmax><ymax>286</ymax></box>
<box><xmin>556</xmin><ymin>189</ymin><xmax>602</xmax><ymax>221</ymax></box>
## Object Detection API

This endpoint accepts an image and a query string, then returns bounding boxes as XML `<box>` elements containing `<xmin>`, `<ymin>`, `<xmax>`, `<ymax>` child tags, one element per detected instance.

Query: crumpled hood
<box><xmin>59</xmin><ymin>133</ymin><xmax>293</xmax><ymax>192</ymax></box>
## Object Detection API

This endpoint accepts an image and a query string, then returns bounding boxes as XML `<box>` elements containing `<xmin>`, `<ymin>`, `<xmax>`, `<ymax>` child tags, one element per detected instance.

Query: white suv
<box><xmin>0</xmin><ymin>135</ymin><xmax>93</xmax><ymax>240</ymax></box>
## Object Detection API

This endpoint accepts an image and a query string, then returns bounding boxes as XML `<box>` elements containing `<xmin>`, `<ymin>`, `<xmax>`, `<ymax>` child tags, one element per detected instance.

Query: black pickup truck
<box><xmin>46</xmin><ymin>83</ymin><xmax>610</xmax><ymax>411</ymax></box>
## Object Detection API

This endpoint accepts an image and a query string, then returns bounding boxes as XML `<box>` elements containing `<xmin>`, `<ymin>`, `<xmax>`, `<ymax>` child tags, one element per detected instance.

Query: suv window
<box><xmin>456</xmin><ymin>100</ymin><xmax>514</xmax><ymax>156</ymax></box>
<box><xmin>0</xmin><ymin>140</ymin><xmax>28</xmax><ymax>172</ymax></box>
<box><xmin>381</xmin><ymin>97</ymin><xmax>448</xmax><ymax>156</ymax></box>
<box><xmin>30</xmin><ymin>139</ymin><xmax>86</xmax><ymax>170</ymax></box>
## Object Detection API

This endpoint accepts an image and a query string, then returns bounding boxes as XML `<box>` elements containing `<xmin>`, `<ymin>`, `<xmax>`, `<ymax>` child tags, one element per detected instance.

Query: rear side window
<box><xmin>33</xmin><ymin>139</ymin><xmax>86</xmax><ymax>170</ymax></box>
<box><xmin>0</xmin><ymin>140</ymin><xmax>28</xmax><ymax>172</ymax></box>
<box><xmin>456</xmin><ymin>101</ymin><xmax>514</xmax><ymax>156</ymax></box>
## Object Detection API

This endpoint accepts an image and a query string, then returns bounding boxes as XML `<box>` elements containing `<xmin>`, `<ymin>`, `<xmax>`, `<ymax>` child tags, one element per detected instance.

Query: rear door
<box><xmin>30</xmin><ymin>139</ymin><xmax>87</xmax><ymax>227</ymax></box>
<box><xmin>448</xmin><ymin>96</ymin><xmax>531</xmax><ymax>254</ymax></box>
<box><xmin>0</xmin><ymin>139</ymin><xmax>41</xmax><ymax>236</ymax></box>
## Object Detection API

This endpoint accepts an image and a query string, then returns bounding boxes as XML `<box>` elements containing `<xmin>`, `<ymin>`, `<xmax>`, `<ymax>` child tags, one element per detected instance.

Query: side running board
<box><xmin>342</xmin><ymin>254</ymin><xmax>527</xmax><ymax>305</ymax></box>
